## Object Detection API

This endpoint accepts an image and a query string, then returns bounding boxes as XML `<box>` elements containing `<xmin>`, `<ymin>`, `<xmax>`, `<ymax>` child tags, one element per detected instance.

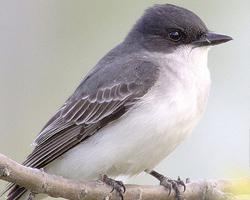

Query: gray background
<box><xmin>0</xmin><ymin>0</ymin><xmax>249</xmax><ymax>199</ymax></box>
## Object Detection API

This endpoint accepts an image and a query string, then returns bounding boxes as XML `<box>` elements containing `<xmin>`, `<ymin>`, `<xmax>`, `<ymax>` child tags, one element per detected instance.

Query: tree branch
<box><xmin>0</xmin><ymin>153</ymin><xmax>249</xmax><ymax>200</ymax></box>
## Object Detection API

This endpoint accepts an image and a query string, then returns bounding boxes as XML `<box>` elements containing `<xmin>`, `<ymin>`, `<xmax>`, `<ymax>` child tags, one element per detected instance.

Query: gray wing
<box><xmin>4</xmin><ymin>59</ymin><xmax>159</xmax><ymax>200</ymax></box>
<box><xmin>24</xmin><ymin>83</ymin><xmax>138</xmax><ymax>168</ymax></box>
<box><xmin>24</xmin><ymin>59</ymin><xmax>159</xmax><ymax>168</ymax></box>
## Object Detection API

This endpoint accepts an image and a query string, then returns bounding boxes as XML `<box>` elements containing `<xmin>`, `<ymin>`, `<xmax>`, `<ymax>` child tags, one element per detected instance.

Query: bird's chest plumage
<box><xmin>103</xmin><ymin>67</ymin><xmax>211</xmax><ymax>176</ymax></box>
<box><xmin>113</xmin><ymin>46</ymin><xmax>212</xmax><ymax>173</ymax></box>
<box><xmin>145</xmin><ymin>46</ymin><xmax>211</xmax><ymax>141</ymax></box>
<box><xmin>125</xmin><ymin>63</ymin><xmax>210</xmax><ymax>170</ymax></box>
<box><xmin>102</xmin><ymin>47</ymin><xmax>212</xmax><ymax>176</ymax></box>
<box><xmin>45</xmin><ymin>47</ymin><xmax>211</xmax><ymax>180</ymax></box>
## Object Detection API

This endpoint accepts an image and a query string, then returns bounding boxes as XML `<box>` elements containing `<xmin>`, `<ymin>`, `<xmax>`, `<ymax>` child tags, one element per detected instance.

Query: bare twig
<box><xmin>0</xmin><ymin>153</ymin><xmax>249</xmax><ymax>200</ymax></box>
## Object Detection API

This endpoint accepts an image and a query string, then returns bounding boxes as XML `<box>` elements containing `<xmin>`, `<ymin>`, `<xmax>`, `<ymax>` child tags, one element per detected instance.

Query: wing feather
<box><xmin>24</xmin><ymin>82</ymin><xmax>136</xmax><ymax>168</ymax></box>
<box><xmin>5</xmin><ymin>59</ymin><xmax>159</xmax><ymax>200</ymax></box>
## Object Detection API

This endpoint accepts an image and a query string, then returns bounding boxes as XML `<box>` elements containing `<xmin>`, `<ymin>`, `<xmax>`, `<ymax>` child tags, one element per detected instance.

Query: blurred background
<box><xmin>0</xmin><ymin>0</ymin><xmax>249</xmax><ymax>199</ymax></box>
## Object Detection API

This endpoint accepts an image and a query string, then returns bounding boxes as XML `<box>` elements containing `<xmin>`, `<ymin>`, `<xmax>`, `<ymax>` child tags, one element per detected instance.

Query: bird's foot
<box><xmin>27</xmin><ymin>192</ymin><xmax>36</xmax><ymax>200</ymax></box>
<box><xmin>160</xmin><ymin>177</ymin><xmax>186</xmax><ymax>200</ymax></box>
<box><xmin>101</xmin><ymin>174</ymin><xmax>126</xmax><ymax>200</ymax></box>
<box><xmin>148</xmin><ymin>170</ymin><xmax>186</xmax><ymax>200</ymax></box>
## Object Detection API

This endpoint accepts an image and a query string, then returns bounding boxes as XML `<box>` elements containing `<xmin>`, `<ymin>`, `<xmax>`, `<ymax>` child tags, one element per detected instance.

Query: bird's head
<box><xmin>127</xmin><ymin>4</ymin><xmax>232</xmax><ymax>53</ymax></box>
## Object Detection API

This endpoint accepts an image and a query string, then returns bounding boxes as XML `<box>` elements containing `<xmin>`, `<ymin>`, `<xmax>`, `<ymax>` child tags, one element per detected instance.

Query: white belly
<box><xmin>45</xmin><ymin>46</ymin><xmax>211</xmax><ymax>181</ymax></box>
<box><xmin>45</xmin><ymin>78</ymin><xmax>210</xmax><ymax>181</ymax></box>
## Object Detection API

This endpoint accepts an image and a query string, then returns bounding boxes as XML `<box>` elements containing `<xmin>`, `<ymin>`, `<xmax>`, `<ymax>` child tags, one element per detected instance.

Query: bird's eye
<box><xmin>168</xmin><ymin>30</ymin><xmax>183</xmax><ymax>42</ymax></box>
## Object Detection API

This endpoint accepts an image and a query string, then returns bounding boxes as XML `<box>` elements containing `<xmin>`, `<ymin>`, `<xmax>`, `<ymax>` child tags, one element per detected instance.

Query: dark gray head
<box><xmin>126</xmin><ymin>4</ymin><xmax>232</xmax><ymax>52</ymax></box>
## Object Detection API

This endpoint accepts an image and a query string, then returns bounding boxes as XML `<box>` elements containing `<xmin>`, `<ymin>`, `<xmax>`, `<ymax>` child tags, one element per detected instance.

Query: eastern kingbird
<box><xmin>4</xmin><ymin>4</ymin><xmax>232</xmax><ymax>200</ymax></box>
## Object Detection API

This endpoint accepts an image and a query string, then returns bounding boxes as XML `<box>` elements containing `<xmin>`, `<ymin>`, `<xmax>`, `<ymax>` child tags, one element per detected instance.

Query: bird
<box><xmin>3</xmin><ymin>3</ymin><xmax>232</xmax><ymax>200</ymax></box>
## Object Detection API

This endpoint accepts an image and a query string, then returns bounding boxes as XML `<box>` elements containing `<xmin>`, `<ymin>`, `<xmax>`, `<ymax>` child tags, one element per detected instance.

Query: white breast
<box><xmin>45</xmin><ymin>45</ymin><xmax>211</xmax><ymax>181</ymax></box>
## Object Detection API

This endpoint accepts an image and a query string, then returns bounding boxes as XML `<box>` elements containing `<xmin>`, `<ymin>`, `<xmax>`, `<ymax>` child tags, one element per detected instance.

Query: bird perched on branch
<box><xmin>2</xmin><ymin>3</ymin><xmax>232</xmax><ymax>200</ymax></box>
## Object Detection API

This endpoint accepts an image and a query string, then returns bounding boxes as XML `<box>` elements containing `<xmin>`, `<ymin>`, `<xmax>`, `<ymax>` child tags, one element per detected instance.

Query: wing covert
<box><xmin>5</xmin><ymin>58</ymin><xmax>160</xmax><ymax>200</ymax></box>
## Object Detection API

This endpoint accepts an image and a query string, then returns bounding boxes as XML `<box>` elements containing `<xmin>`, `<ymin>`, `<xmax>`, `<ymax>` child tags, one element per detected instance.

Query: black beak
<box><xmin>193</xmin><ymin>32</ymin><xmax>233</xmax><ymax>46</ymax></box>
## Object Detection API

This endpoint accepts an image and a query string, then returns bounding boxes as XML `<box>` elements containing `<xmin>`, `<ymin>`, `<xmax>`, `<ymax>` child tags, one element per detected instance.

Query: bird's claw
<box><xmin>161</xmin><ymin>179</ymin><xmax>172</xmax><ymax>196</ymax></box>
<box><xmin>101</xmin><ymin>174</ymin><xmax>126</xmax><ymax>200</ymax></box>
<box><xmin>177</xmin><ymin>176</ymin><xmax>186</xmax><ymax>192</ymax></box>
<box><xmin>148</xmin><ymin>170</ymin><xmax>186</xmax><ymax>199</ymax></box>
<box><xmin>160</xmin><ymin>176</ymin><xmax>186</xmax><ymax>200</ymax></box>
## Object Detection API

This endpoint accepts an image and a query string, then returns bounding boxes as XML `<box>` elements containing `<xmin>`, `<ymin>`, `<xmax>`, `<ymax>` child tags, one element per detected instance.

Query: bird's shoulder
<box><xmin>76</xmin><ymin>52</ymin><xmax>160</xmax><ymax>98</ymax></box>
<box><xmin>33</xmin><ymin>51</ymin><xmax>160</xmax><ymax>146</ymax></box>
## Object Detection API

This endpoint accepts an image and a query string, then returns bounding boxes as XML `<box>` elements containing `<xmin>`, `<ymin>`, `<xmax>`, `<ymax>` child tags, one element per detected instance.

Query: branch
<box><xmin>0</xmin><ymin>153</ymin><xmax>249</xmax><ymax>200</ymax></box>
